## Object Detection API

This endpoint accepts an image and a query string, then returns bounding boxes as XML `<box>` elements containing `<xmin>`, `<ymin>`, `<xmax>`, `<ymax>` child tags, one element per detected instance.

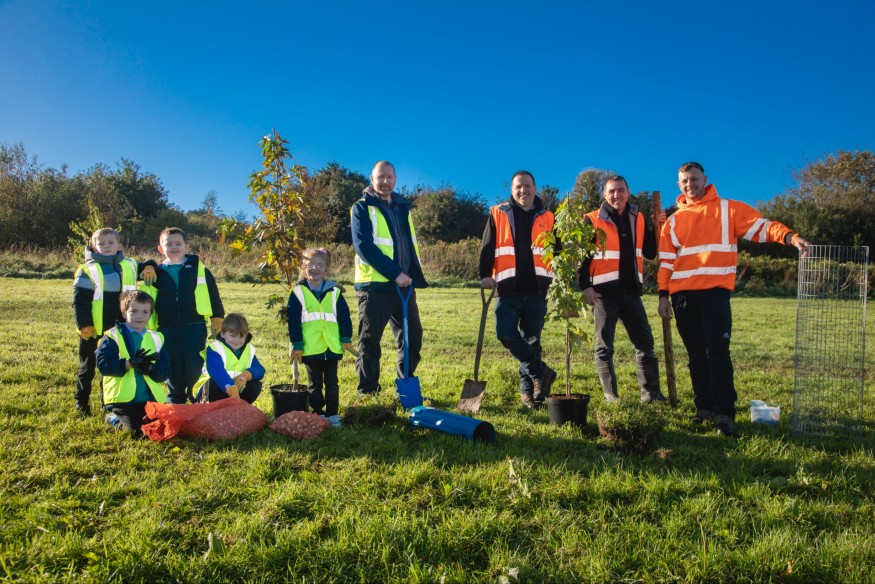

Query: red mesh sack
<box><xmin>270</xmin><ymin>411</ymin><xmax>330</xmax><ymax>440</ymax></box>
<box><xmin>142</xmin><ymin>399</ymin><xmax>267</xmax><ymax>442</ymax></box>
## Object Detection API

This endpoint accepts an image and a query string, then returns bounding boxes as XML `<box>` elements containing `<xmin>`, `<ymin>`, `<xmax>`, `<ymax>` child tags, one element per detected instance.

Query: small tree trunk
<box><xmin>565</xmin><ymin>329</ymin><xmax>572</xmax><ymax>398</ymax></box>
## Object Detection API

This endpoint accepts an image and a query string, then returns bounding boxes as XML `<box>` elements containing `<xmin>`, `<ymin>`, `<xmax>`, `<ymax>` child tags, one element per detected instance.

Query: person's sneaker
<box><xmin>603</xmin><ymin>390</ymin><xmax>619</xmax><ymax>404</ymax></box>
<box><xmin>327</xmin><ymin>415</ymin><xmax>342</xmax><ymax>428</ymax></box>
<box><xmin>641</xmin><ymin>390</ymin><xmax>668</xmax><ymax>404</ymax></box>
<box><xmin>520</xmin><ymin>393</ymin><xmax>539</xmax><ymax>409</ymax></box>
<box><xmin>690</xmin><ymin>409</ymin><xmax>716</xmax><ymax>426</ymax></box>
<box><xmin>104</xmin><ymin>413</ymin><xmax>122</xmax><ymax>429</ymax></box>
<box><xmin>532</xmin><ymin>366</ymin><xmax>557</xmax><ymax>402</ymax></box>
<box><xmin>74</xmin><ymin>402</ymin><xmax>92</xmax><ymax>417</ymax></box>
<box><xmin>715</xmin><ymin>415</ymin><xmax>736</xmax><ymax>437</ymax></box>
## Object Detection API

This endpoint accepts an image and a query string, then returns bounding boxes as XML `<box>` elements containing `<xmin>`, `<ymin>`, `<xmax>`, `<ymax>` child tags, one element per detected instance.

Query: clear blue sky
<box><xmin>2</xmin><ymin>0</ymin><xmax>873</xmax><ymax>216</ymax></box>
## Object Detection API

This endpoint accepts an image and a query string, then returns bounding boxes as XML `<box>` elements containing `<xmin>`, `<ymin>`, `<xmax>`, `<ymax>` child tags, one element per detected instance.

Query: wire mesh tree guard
<box><xmin>793</xmin><ymin>245</ymin><xmax>869</xmax><ymax>436</ymax></box>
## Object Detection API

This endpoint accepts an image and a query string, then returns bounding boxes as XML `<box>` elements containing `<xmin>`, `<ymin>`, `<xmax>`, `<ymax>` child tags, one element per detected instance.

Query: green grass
<box><xmin>1</xmin><ymin>279</ymin><xmax>873</xmax><ymax>583</ymax></box>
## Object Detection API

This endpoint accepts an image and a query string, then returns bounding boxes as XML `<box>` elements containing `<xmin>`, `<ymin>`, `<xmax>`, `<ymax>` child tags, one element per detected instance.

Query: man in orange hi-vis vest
<box><xmin>657</xmin><ymin>162</ymin><xmax>810</xmax><ymax>436</ymax></box>
<box><xmin>578</xmin><ymin>175</ymin><xmax>667</xmax><ymax>405</ymax></box>
<box><xmin>479</xmin><ymin>171</ymin><xmax>557</xmax><ymax>409</ymax></box>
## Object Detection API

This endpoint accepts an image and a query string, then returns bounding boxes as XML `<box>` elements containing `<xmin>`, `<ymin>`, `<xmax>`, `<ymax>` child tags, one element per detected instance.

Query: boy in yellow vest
<box><xmin>147</xmin><ymin>227</ymin><xmax>224</xmax><ymax>404</ymax></box>
<box><xmin>192</xmin><ymin>313</ymin><xmax>265</xmax><ymax>404</ymax></box>
<box><xmin>97</xmin><ymin>290</ymin><xmax>170</xmax><ymax>434</ymax></box>
<box><xmin>72</xmin><ymin>228</ymin><xmax>156</xmax><ymax>417</ymax></box>
<box><xmin>287</xmin><ymin>248</ymin><xmax>353</xmax><ymax>427</ymax></box>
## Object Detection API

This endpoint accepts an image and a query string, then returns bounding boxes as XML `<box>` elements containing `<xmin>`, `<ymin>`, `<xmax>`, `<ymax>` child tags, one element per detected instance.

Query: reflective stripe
<box><xmin>669</xmin><ymin>214</ymin><xmax>681</xmax><ymax>249</ymax></box>
<box><xmin>594</xmin><ymin>250</ymin><xmax>622</xmax><ymax>260</ymax></box>
<box><xmin>659</xmin><ymin>252</ymin><xmax>677</xmax><ymax>260</ymax></box>
<box><xmin>197</xmin><ymin>277</ymin><xmax>207</xmax><ymax>285</ymax></box>
<box><xmin>495</xmin><ymin>267</ymin><xmax>516</xmax><ymax>282</ymax></box>
<box><xmin>743</xmin><ymin>218</ymin><xmax>767</xmax><ymax>241</ymax></box>
<box><xmin>85</xmin><ymin>265</ymin><xmax>104</xmax><ymax>301</ymax></box>
<box><xmin>635</xmin><ymin>249</ymin><xmax>643</xmax><ymax>258</ymax></box>
<box><xmin>678</xmin><ymin>243</ymin><xmax>737</xmax><ymax>256</ymax></box>
<box><xmin>720</xmin><ymin>198</ymin><xmax>729</xmax><ymax>245</ymax></box>
<box><xmin>120</xmin><ymin>259</ymin><xmax>138</xmax><ymax>292</ymax></box>
<box><xmin>670</xmin><ymin>266</ymin><xmax>737</xmax><ymax>280</ymax></box>
<box><xmin>368</xmin><ymin>207</ymin><xmax>395</xmax><ymax>246</ymax></box>
<box><xmin>293</xmin><ymin>287</ymin><xmax>338</xmax><ymax>322</ymax></box>
<box><xmin>531</xmin><ymin>247</ymin><xmax>545</xmax><ymax>256</ymax></box>
<box><xmin>534</xmin><ymin>266</ymin><xmax>552</xmax><ymax>278</ymax></box>
<box><xmin>592</xmin><ymin>271</ymin><xmax>620</xmax><ymax>285</ymax></box>
<box><xmin>758</xmin><ymin>221</ymin><xmax>771</xmax><ymax>241</ymax></box>
<box><xmin>495</xmin><ymin>246</ymin><xmax>515</xmax><ymax>258</ymax></box>
<box><xmin>660</xmin><ymin>262</ymin><xmax>674</xmax><ymax>271</ymax></box>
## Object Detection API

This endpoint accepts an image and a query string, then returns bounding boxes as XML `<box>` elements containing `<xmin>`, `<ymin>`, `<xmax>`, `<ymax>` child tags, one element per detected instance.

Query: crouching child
<box><xmin>193</xmin><ymin>313</ymin><xmax>265</xmax><ymax>404</ymax></box>
<box><xmin>97</xmin><ymin>291</ymin><xmax>170</xmax><ymax>433</ymax></box>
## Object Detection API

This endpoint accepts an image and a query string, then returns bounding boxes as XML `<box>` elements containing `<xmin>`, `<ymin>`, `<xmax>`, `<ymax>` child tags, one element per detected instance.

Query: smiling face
<box><xmin>370</xmin><ymin>162</ymin><xmax>396</xmax><ymax>199</ymax></box>
<box><xmin>158</xmin><ymin>233</ymin><xmax>188</xmax><ymax>264</ymax></box>
<box><xmin>124</xmin><ymin>300</ymin><xmax>153</xmax><ymax>333</ymax></box>
<box><xmin>511</xmin><ymin>173</ymin><xmax>537</xmax><ymax>210</ymax></box>
<box><xmin>603</xmin><ymin>178</ymin><xmax>631</xmax><ymax>214</ymax></box>
<box><xmin>222</xmin><ymin>329</ymin><xmax>246</xmax><ymax>351</ymax></box>
<box><xmin>678</xmin><ymin>167</ymin><xmax>708</xmax><ymax>200</ymax></box>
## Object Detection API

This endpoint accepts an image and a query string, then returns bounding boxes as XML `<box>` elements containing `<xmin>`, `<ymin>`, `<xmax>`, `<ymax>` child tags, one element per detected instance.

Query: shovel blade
<box><xmin>395</xmin><ymin>376</ymin><xmax>423</xmax><ymax>410</ymax></box>
<box><xmin>457</xmin><ymin>379</ymin><xmax>486</xmax><ymax>413</ymax></box>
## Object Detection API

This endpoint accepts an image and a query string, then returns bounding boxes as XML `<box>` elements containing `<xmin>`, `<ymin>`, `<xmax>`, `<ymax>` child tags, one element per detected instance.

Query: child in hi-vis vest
<box><xmin>72</xmin><ymin>228</ymin><xmax>156</xmax><ymax>417</ymax></box>
<box><xmin>97</xmin><ymin>291</ymin><xmax>170</xmax><ymax>434</ymax></box>
<box><xmin>287</xmin><ymin>248</ymin><xmax>353</xmax><ymax>427</ymax></box>
<box><xmin>193</xmin><ymin>312</ymin><xmax>265</xmax><ymax>404</ymax></box>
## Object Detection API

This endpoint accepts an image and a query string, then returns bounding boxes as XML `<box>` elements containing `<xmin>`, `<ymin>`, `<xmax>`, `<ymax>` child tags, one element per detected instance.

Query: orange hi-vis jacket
<box><xmin>490</xmin><ymin>203</ymin><xmax>555</xmax><ymax>284</ymax></box>
<box><xmin>658</xmin><ymin>185</ymin><xmax>795</xmax><ymax>294</ymax></box>
<box><xmin>586</xmin><ymin>205</ymin><xmax>646</xmax><ymax>286</ymax></box>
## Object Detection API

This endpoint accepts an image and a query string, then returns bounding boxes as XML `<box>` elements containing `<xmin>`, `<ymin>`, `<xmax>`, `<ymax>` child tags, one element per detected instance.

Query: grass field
<box><xmin>1</xmin><ymin>279</ymin><xmax>873</xmax><ymax>583</ymax></box>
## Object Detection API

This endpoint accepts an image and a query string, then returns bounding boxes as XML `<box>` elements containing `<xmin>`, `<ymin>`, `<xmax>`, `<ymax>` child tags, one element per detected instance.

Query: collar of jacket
<box><xmin>498</xmin><ymin>195</ymin><xmax>546</xmax><ymax>215</ymax></box>
<box><xmin>676</xmin><ymin>184</ymin><xmax>718</xmax><ymax>209</ymax></box>
<box><xmin>598</xmin><ymin>201</ymin><xmax>638</xmax><ymax>223</ymax></box>
<box><xmin>361</xmin><ymin>187</ymin><xmax>412</xmax><ymax>207</ymax></box>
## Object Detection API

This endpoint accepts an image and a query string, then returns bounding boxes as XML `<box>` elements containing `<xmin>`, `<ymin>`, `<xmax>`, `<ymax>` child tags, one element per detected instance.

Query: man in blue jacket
<box><xmin>350</xmin><ymin>160</ymin><xmax>428</xmax><ymax>395</ymax></box>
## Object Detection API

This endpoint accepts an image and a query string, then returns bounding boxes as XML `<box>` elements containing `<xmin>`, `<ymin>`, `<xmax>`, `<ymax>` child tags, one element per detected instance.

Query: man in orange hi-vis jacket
<box><xmin>657</xmin><ymin>162</ymin><xmax>810</xmax><ymax>436</ymax></box>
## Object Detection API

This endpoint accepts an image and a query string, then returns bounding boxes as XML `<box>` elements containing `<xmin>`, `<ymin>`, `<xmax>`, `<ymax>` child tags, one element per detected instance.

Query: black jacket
<box><xmin>150</xmin><ymin>255</ymin><xmax>224</xmax><ymax>327</ymax></box>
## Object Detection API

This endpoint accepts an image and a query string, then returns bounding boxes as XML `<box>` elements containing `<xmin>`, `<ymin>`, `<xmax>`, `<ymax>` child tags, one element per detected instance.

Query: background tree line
<box><xmin>2</xmin><ymin>142</ymin><xmax>873</xmax><ymax>256</ymax></box>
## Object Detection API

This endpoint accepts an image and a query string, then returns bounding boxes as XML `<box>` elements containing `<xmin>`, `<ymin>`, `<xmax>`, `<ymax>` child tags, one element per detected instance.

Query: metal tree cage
<box><xmin>793</xmin><ymin>245</ymin><xmax>869</xmax><ymax>436</ymax></box>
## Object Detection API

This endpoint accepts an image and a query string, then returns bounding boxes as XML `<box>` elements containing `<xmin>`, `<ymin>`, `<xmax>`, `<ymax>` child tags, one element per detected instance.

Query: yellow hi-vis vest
<box><xmin>192</xmin><ymin>340</ymin><xmax>256</xmax><ymax>395</ymax></box>
<box><xmin>77</xmin><ymin>258</ymin><xmax>139</xmax><ymax>335</ymax></box>
<box><xmin>138</xmin><ymin>282</ymin><xmax>159</xmax><ymax>330</ymax></box>
<box><xmin>353</xmin><ymin>204</ymin><xmax>421</xmax><ymax>284</ymax></box>
<box><xmin>293</xmin><ymin>284</ymin><xmax>342</xmax><ymax>356</ymax></box>
<box><xmin>101</xmin><ymin>327</ymin><xmax>167</xmax><ymax>405</ymax></box>
<box><xmin>193</xmin><ymin>260</ymin><xmax>213</xmax><ymax>320</ymax></box>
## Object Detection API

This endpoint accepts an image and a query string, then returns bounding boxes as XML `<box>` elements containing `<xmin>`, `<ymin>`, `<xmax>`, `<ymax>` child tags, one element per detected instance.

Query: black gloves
<box><xmin>130</xmin><ymin>348</ymin><xmax>159</xmax><ymax>375</ymax></box>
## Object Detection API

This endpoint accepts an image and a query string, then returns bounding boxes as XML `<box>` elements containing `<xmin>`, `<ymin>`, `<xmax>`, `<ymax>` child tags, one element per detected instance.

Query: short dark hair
<box><xmin>222</xmin><ymin>313</ymin><xmax>249</xmax><ymax>336</ymax></box>
<box><xmin>603</xmin><ymin>175</ymin><xmax>629</xmax><ymax>191</ymax></box>
<box><xmin>678</xmin><ymin>161</ymin><xmax>705</xmax><ymax>174</ymax></box>
<box><xmin>159</xmin><ymin>227</ymin><xmax>187</xmax><ymax>242</ymax></box>
<box><xmin>371</xmin><ymin>160</ymin><xmax>396</xmax><ymax>175</ymax></box>
<box><xmin>120</xmin><ymin>290</ymin><xmax>154</xmax><ymax>315</ymax></box>
<box><xmin>512</xmin><ymin>170</ymin><xmax>536</xmax><ymax>186</ymax></box>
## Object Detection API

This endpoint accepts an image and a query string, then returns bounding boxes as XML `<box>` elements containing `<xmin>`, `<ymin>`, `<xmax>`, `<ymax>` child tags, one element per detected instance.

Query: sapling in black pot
<box><xmin>538</xmin><ymin>192</ymin><xmax>600</xmax><ymax>427</ymax></box>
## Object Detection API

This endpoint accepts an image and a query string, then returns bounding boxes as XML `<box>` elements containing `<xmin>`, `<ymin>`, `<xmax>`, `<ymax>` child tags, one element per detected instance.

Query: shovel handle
<box><xmin>396</xmin><ymin>285</ymin><xmax>413</xmax><ymax>379</ymax></box>
<box><xmin>292</xmin><ymin>357</ymin><xmax>301</xmax><ymax>388</ymax></box>
<box><xmin>473</xmin><ymin>287</ymin><xmax>495</xmax><ymax>381</ymax></box>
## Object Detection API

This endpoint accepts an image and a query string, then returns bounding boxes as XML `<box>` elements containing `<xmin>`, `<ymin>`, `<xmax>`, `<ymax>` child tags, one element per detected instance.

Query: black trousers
<box><xmin>160</xmin><ymin>323</ymin><xmax>208</xmax><ymax>404</ymax></box>
<box><xmin>305</xmin><ymin>360</ymin><xmax>340</xmax><ymax>416</ymax></box>
<box><xmin>355</xmin><ymin>290</ymin><xmax>422</xmax><ymax>394</ymax></box>
<box><xmin>672</xmin><ymin>288</ymin><xmax>736</xmax><ymax>418</ymax></box>
<box><xmin>199</xmin><ymin>378</ymin><xmax>262</xmax><ymax>405</ymax></box>
<box><xmin>75</xmin><ymin>336</ymin><xmax>99</xmax><ymax>405</ymax></box>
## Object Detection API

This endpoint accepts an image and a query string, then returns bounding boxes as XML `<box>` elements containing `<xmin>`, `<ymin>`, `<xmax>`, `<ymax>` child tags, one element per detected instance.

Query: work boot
<box><xmin>715</xmin><ymin>415</ymin><xmax>736</xmax><ymax>437</ymax></box>
<box><xmin>74</xmin><ymin>402</ymin><xmax>92</xmax><ymax>417</ymax></box>
<box><xmin>641</xmin><ymin>390</ymin><xmax>668</xmax><ymax>404</ymax></box>
<box><xmin>690</xmin><ymin>409</ymin><xmax>716</xmax><ymax>426</ymax></box>
<box><xmin>532</xmin><ymin>366</ymin><xmax>556</xmax><ymax>402</ymax></box>
<box><xmin>520</xmin><ymin>393</ymin><xmax>539</xmax><ymax>409</ymax></box>
<box><xmin>603</xmin><ymin>390</ymin><xmax>619</xmax><ymax>404</ymax></box>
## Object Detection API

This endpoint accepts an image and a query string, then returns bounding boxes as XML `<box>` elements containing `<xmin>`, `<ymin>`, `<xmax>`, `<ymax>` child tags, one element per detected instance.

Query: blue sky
<box><xmin>2</xmin><ymin>0</ymin><xmax>873</xmax><ymax>217</ymax></box>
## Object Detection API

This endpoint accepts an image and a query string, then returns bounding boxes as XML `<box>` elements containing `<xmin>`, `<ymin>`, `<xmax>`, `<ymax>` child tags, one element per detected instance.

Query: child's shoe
<box><xmin>74</xmin><ymin>402</ymin><xmax>92</xmax><ymax>417</ymax></box>
<box><xmin>327</xmin><ymin>415</ymin><xmax>342</xmax><ymax>428</ymax></box>
<box><xmin>104</xmin><ymin>413</ymin><xmax>122</xmax><ymax>429</ymax></box>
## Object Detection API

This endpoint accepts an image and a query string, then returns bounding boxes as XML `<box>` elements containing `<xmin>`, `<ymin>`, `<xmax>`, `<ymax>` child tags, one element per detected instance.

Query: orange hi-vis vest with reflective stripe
<box><xmin>657</xmin><ymin>185</ymin><xmax>795</xmax><ymax>294</ymax></box>
<box><xmin>586</xmin><ymin>205</ymin><xmax>645</xmax><ymax>287</ymax></box>
<box><xmin>490</xmin><ymin>203</ymin><xmax>555</xmax><ymax>284</ymax></box>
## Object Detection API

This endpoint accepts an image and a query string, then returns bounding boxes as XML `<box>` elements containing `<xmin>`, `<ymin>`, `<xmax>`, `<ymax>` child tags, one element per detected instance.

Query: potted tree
<box><xmin>538</xmin><ymin>192</ymin><xmax>600</xmax><ymax>427</ymax></box>
<box><xmin>222</xmin><ymin>129</ymin><xmax>310</xmax><ymax>415</ymax></box>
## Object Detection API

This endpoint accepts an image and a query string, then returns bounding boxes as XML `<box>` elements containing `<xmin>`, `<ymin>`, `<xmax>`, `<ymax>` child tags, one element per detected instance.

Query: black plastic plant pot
<box><xmin>545</xmin><ymin>394</ymin><xmax>591</xmax><ymax>428</ymax></box>
<box><xmin>271</xmin><ymin>384</ymin><xmax>309</xmax><ymax>418</ymax></box>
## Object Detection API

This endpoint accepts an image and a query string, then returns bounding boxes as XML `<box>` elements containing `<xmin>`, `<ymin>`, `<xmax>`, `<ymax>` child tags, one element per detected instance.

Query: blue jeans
<box><xmin>494</xmin><ymin>292</ymin><xmax>548</xmax><ymax>395</ymax></box>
